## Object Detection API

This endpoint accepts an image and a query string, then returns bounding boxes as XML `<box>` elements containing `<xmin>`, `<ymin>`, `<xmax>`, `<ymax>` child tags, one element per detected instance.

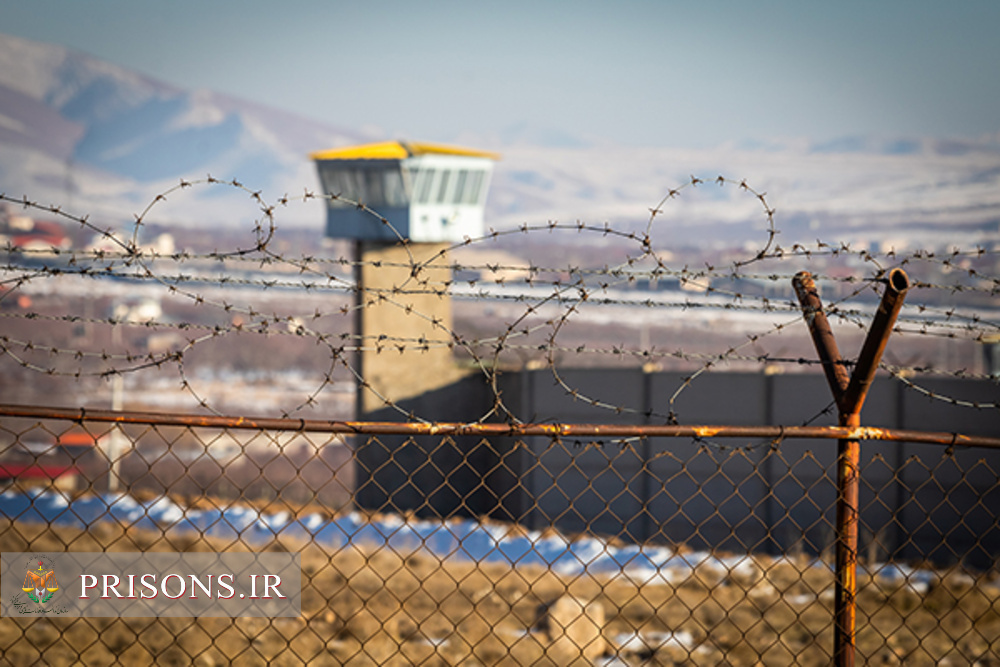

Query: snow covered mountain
<box><xmin>486</xmin><ymin>137</ymin><xmax>1000</xmax><ymax>248</ymax></box>
<box><xmin>2</xmin><ymin>32</ymin><xmax>999</xmax><ymax>248</ymax></box>
<box><xmin>0</xmin><ymin>33</ymin><xmax>365</xmax><ymax>227</ymax></box>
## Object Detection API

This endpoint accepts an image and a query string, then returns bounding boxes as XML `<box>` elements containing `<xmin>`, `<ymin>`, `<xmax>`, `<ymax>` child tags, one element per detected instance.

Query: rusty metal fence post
<box><xmin>793</xmin><ymin>268</ymin><xmax>910</xmax><ymax>667</ymax></box>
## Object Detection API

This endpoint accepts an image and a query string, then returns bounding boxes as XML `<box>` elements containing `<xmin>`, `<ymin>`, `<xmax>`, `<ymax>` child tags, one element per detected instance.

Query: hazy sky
<box><xmin>4</xmin><ymin>1</ymin><xmax>1000</xmax><ymax>148</ymax></box>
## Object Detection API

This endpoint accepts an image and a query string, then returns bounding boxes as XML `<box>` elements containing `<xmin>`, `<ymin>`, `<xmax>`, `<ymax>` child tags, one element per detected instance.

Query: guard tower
<box><xmin>311</xmin><ymin>141</ymin><xmax>500</xmax><ymax>416</ymax></box>
<box><xmin>311</xmin><ymin>141</ymin><xmax>498</xmax><ymax>243</ymax></box>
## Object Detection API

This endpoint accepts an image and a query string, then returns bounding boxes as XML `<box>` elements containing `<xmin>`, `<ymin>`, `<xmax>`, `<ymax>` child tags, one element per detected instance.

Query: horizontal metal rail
<box><xmin>1</xmin><ymin>403</ymin><xmax>997</xmax><ymax>448</ymax></box>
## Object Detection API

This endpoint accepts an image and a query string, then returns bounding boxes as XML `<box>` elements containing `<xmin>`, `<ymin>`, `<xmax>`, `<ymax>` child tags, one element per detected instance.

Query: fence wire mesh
<box><xmin>0</xmin><ymin>416</ymin><xmax>998</xmax><ymax>665</ymax></box>
<box><xmin>1</xmin><ymin>175</ymin><xmax>999</xmax><ymax>665</ymax></box>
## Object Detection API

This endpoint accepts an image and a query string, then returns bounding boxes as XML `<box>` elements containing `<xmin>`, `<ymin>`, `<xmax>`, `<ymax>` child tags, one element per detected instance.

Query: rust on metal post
<box><xmin>792</xmin><ymin>271</ymin><xmax>850</xmax><ymax>398</ymax></box>
<box><xmin>832</xmin><ymin>267</ymin><xmax>907</xmax><ymax>667</ymax></box>
<box><xmin>834</xmin><ymin>412</ymin><xmax>861</xmax><ymax>667</ymax></box>
<box><xmin>841</xmin><ymin>268</ymin><xmax>910</xmax><ymax>415</ymax></box>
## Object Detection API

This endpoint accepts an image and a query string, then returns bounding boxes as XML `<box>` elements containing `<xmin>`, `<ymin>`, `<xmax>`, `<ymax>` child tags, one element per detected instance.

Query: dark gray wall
<box><xmin>354</xmin><ymin>376</ymin><xmax>504</xmax><ymax>518</ymax></box>
<box><xmin>355</xmin><ymin>369</ymin><xmax>1000</xmax><ymax>568</ymax></box>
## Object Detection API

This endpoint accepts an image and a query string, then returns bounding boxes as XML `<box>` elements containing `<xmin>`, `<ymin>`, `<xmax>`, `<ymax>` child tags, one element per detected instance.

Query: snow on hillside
<box><xmin>0</xmin><ymin>33</ymin><xmax>362</xmax><ymax>226</ymax></box>
<box><xmin>486</xmin><ymin>140</ymin><xmax>1000</xmax><ymax>248</ymax></box>
<box><xmin>1</xmin><ymin>32</ymin><xmax>999</xmax><ymax>247</ymax></box>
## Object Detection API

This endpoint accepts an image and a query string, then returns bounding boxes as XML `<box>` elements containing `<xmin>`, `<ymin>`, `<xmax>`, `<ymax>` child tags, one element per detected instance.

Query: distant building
<box><xmin>0</xmin><ymin>204</ymin><xmax>70</xmax><ymax>252</ymax></box>
<box><xmin>450</xmin><ymin>247</ymin><xmax>532</xmax><ymax>285</ymax></box>
<box><xmin>0</xmin><ymin>431</ymin><xmax>99</xmax><ymax>492</ymax></box>
<box><xmin>87</xmin><ymin>231</ymin><xmax>174</xmax><ymax>256</ymax></box>
<box><xmin>311</xmin><ymin>140</ymin><xmax>499</xmax><ymax>243</ymax></box>
<box><xmin>112</xmin><ymin>298</ymin><xmax>162</xmax><ymax>324</ymax></box>
<box><xmin>54</xmin><ymin>432</ymin><xmax>102</xmax><ymax>459</ymax></box>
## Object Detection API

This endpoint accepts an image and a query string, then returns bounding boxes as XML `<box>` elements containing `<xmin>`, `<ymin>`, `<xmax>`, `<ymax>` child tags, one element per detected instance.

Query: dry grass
<box><xmin>1</xmin><ymin>518</ymin><xmax>999</xmax><ymax>666</ymax></box>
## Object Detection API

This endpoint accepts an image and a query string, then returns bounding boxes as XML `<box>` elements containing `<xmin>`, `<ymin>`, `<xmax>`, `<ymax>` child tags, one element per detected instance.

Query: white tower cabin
<box><xmin>311</xmin><ymin>141</ymin><xmax>499</xmax><ymax>243</ymax></box>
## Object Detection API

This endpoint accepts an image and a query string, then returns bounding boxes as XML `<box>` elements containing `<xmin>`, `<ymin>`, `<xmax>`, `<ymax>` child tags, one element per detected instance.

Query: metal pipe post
<box><xmin>841</xmin><ymin>268</ymin><xmax>911</xmax><ymax>414</ymax></box>
<box><xmin>793</xmin><ymin>269</ymin><xmax>909</xmax><ymax>667</ymax></box>
<box><xmin>792</xmin><ymin>272</ymin><xmax>850</xmax><ymax>397</ymax></box>
<box><xmin>834</xmin><ymin>412</ymin><xmax>861</xmax><ymax>667</ymax></box>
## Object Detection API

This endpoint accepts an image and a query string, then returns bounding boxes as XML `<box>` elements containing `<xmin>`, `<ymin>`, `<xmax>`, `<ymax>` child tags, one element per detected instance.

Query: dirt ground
<box><xmin>1</xmin><ymin>517</ymin><xmax>999</xmax><ymax>666</ymax></box>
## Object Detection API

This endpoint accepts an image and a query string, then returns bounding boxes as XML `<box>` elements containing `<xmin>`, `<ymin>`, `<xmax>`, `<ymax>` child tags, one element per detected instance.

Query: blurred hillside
<box><xmin>2</xmin><ymin>32</ymin><xmax>1000</xmax><ymax>250</ymax></box>
<box><xmin>0</xmin><ymin>33</ymin><xmax>364</xmax><ymax>226</ymax></box>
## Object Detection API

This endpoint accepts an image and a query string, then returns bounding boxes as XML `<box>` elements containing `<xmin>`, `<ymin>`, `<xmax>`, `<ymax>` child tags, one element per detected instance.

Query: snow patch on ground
<box><xmin>0</xmin><ymin>489</ymin><xmax>950</xmax><ymax>596</ymax></box>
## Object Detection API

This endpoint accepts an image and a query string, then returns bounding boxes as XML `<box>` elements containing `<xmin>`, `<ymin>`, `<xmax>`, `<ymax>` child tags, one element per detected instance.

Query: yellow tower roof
<box><xmin>310</xmin><ymin>140</ymin><xmax>500</xmax><ymax>161</ymax></box>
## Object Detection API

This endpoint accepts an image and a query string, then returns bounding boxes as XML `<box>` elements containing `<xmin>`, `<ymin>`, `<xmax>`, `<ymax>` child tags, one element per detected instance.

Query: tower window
<box><xmin>436</xmin><ymin>170</ymin><xmax>452</xmax><ymax>204</ymax></box>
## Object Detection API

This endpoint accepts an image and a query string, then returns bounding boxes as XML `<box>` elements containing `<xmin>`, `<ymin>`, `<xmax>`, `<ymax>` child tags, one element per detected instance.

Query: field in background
<box><xmin>3</xmin><ymin>507</ymin><xmax>1000</xmax><ymax>666</ymax></box>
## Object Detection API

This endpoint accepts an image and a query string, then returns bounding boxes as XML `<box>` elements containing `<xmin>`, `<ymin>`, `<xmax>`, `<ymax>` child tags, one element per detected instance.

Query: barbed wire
<box><xmin>1</xmin><ymin>174</ymin><xmax>998</xmax><ymax>425</ymax></box>
<box><xmin>7</xmin><ymin>243</ymin><xmax>999</xmax><ymax>296</ymax></box>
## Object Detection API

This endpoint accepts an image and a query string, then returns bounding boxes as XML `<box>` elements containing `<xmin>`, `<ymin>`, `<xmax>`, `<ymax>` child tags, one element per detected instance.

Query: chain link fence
<box><xmin>0</xmin><ymin>408</ymin><xmax>998</xmax><ymax>665</ymax></box>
